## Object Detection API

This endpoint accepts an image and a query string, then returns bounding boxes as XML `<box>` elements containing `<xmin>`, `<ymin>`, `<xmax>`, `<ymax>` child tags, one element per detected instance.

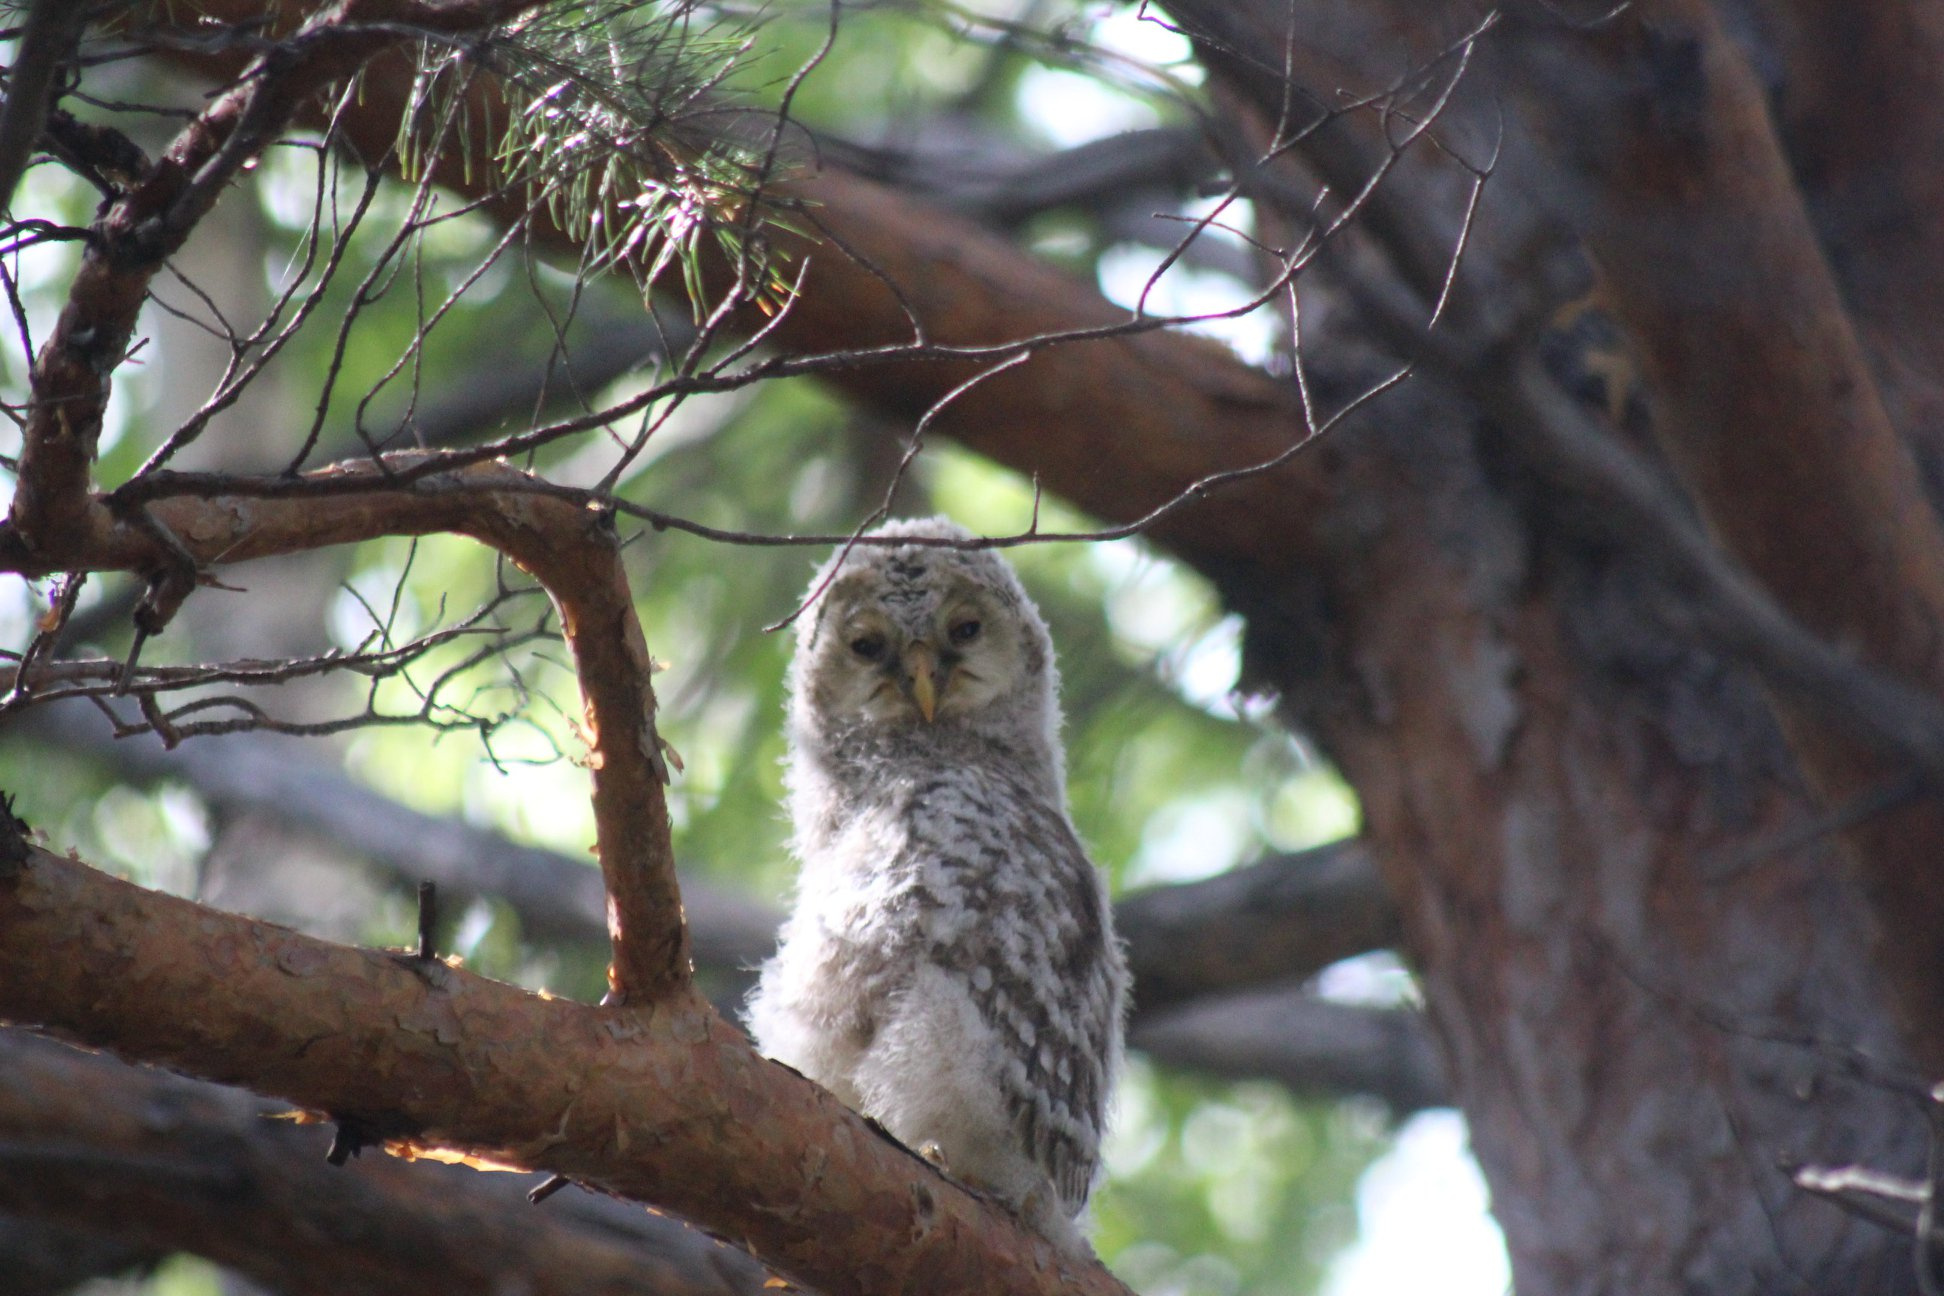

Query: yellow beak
<box><xmin>903</xmin><ymin>643</ymin><xmax>939</xmax><ymax>723</ymax></box>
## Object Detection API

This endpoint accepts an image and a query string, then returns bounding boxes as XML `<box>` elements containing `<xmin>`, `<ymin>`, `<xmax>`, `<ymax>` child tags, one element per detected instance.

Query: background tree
<box><xmin>2</xmin><ymin>1</ymin><xmax>1940</xmax><ymax>1293</ymax></box>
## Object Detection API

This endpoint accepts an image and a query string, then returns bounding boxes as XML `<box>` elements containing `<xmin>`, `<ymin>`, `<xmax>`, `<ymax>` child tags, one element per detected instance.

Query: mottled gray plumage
<box><xmin>745</xmin><ymin>517</ymin><xmax>1127</xmax><ymax>1251</ymax></box>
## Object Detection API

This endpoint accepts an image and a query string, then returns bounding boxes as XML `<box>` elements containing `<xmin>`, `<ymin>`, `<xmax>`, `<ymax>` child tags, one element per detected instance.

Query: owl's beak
<box><xmin>902</xmin><ymin>642</ymin><xmax>941</xmax><ymax>723</ymax></box>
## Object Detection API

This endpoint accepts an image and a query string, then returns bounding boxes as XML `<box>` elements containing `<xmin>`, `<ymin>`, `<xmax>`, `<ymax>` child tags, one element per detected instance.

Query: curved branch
<box><xmin>2</xmin><ymin>457</ymin><xmax>687</xmax><ymax>996</ymax></box>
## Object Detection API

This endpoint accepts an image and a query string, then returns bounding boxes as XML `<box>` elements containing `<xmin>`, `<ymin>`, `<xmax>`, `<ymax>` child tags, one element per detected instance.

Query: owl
<box><xmin>745</xmin><ymin>516</ymin><xmax>1128</xmax><ymax>1253</ymax></box>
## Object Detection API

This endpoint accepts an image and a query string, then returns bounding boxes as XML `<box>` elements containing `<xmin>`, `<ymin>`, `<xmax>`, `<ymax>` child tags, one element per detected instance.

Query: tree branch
<box><xmin>0</xmin><ymin>1029</ymin><xmax>770</xmax><ymax>1296</ymax></box>
<box><xmin>1117</xmin><ymin>838</ymin><xmax>1395</xmax><ymax>1012</ymax></box>
<box><xmin>154</xmin><ymin>0</ymin><xmax>1330</xmax><ymax>572</ymax></box>
<box><xmin>3</xmin><ymin>456</ymin><xmax>687</xmax><ymax>992</ymax></box>
<box><xmin>16</xmin><ymin>708</ymin><xmax>1440</xmax><ymax>1108</ymax></box>
<box><xmin>0</xmin><ymin>842</ymin><xmax>1132</xmax><ymax>1296</ymax></box>
<box><xmin>10</xmin><ymin>0</ymin><xmax>548</xmax><ymax>558</ymax></box>
<box><xmin>1130</xmin><ymin>988</ymin><xmax>1446</xmax><ymax>1114</ymax></box>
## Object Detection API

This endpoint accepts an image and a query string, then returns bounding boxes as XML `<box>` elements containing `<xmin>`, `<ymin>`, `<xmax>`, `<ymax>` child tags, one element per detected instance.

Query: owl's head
<box><xmin>790</xmin><ymin>517</ymin><xmax>1061</xmax><ymax>757</ymax></box>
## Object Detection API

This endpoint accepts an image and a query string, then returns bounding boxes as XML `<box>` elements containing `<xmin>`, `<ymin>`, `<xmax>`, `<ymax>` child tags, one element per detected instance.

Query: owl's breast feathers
<box><xmin>801</xmin><ymin>746</ymin><xmax>1126</xmax><ymax>1214</ymax></box>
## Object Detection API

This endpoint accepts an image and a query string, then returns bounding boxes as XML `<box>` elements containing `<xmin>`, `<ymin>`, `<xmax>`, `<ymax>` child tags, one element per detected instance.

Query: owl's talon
<box><xmin>918</xmin><ymin>1140</ymin><xmax>947</xmax><ymax>1167</ymax></box>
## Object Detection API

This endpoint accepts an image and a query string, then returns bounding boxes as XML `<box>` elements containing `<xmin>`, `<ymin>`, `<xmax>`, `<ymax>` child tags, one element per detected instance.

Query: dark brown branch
<box><xmin>0</xmin><ymin>845</ymin><xmax>1134</xmax><ymax>1296</ymax></box>
<box><xmin>1117</xmin><ymin>838</ymin><xmax>1396</xmax><ymax>1012</ymax></box>
<box><xmin>1131</xmin><ymin>987</ymin><xmax>1446</xmax><ymax>1114</ymax></box>
<box><xmin>0</xmin><ymin>0</ymin><xmax>89</xmax><ymax>215</ymax></box>
<box><xmin>0</xmin><ymin>1030</ymin><xmax>772</xmax><ymax>1296</ymax></box>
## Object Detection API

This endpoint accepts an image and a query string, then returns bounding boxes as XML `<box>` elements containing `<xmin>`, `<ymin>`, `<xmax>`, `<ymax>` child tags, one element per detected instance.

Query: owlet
<box><xmin>745</xmin><ymin>516</ymin><xmax>1128</xmax><ymax>1252</ymax></box>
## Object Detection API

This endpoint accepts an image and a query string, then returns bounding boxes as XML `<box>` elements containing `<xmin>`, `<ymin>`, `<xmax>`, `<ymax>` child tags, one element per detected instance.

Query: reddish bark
<box><xmin>1491</xmin><ymin>0</ymin><xmax>1944</xmax><ymax>1073</ymax></box>
<box><xmin>0</xmin><ymin>844</ymin><xmax>1132</xmax><ymax>1296</ymax></box>
<box><xmin>1305</xmin><ymin>400</ymin><xmax>1919</xmax><ymax>1291</ymax></box>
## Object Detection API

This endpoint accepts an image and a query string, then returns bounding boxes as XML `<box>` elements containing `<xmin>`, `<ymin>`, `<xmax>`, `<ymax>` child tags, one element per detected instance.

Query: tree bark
<box><xmin>1300</xmin><ymin>385</ymin><xmax>1921</xmax><ymax>1292</ymax></box>
<box><xmin>0</xmin><ymin>841</ymin><xmax>1132</xmax><ymax>1296</ymax></box>
<box><xmin>0</xmin><ymin>1030</ymin><xmax>769</xmax><ymax>1296</ymax></box>
<box><xmin>1760</xmin><ymin>2</ymin><xmax>1944</xmax><ymax>501</ymax></box>
<box><xmin>1490</xmin><ymin>0</ymin><xmax>1944</xmax><ymax>1077</ymax></box>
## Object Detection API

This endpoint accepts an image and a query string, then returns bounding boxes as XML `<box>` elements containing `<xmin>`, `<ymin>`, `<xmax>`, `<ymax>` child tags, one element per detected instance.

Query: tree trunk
<box><xmin>1290</xmin><ymin>384</ymin><xmax>1922</xmax><ymax>1291</ymax></box>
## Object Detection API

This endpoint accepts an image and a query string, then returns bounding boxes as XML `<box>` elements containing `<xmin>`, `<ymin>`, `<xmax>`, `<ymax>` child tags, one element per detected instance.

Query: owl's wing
<box><xmin>913</xmin><ymin>775</ymin><xmax>1126</xmax><ymax>1215</ymax></box>
<box><xmin>1009</xmin><ymin>817</ymin><xmax>1124</xmax><ymax>1212</ymax></box>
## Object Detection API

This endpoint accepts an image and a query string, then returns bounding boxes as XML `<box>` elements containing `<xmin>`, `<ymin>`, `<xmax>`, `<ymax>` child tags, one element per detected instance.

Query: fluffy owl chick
<box><xmin>745</xmin><ymin>517</ymin><xmax>1127</xmax><ymax>1253</ymax></box>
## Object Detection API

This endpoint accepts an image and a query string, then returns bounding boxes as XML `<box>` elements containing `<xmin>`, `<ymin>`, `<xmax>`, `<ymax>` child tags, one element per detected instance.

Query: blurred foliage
<box><xmin>1102</xmin><ymin>1061</ymin><xmax>1384</xmax><ymax>1296</ymax></box>
<box><xmin>0</xmin><ymin>2</ymin><xmax>1424</xmax><ymax>1293</ymax></box>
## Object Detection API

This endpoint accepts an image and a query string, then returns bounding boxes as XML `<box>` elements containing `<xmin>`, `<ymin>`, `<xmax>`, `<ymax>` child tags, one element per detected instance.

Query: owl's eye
<box><xmin>948</xmin><ymin>618</ymin><xmax>982</xmax><ymax>645</ymax></box>
<box><xmin>850</xmin><ymin>634</ymin><xmax>888</xmax><ymax>662</ymax></box>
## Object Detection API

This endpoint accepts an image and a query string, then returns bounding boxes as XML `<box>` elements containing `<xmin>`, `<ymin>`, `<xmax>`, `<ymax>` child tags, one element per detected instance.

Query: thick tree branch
<box><xmin>0</xmin><ymin>1030</ymin><xmax>769</xmax><ymax>1296</ymax></box>
<box><xmin>157</xmin><ymin>0</ymin><xmax>1329</xmax><ymax>572</ymax></box>
<box><xmin>47</xmin><ymin>706</ymin><xmax>1404</xmax><ymax>1003</ymax></box>
<box><xmin>0</xmin><ymin>842</ymin><xmax>1132</xmax><ymax>1296</ymax></box>
<box><xmin>16</xmin><ymin>709</ymin><xmax>1440</xmax><ymax>1106</ymax></box>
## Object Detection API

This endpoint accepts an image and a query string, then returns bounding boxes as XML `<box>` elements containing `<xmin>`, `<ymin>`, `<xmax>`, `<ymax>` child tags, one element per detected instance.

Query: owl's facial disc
<box><xmin>813</xmin><ymin>573</ymin><xmax>1025</xmax><ymax>729</ymax></box>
